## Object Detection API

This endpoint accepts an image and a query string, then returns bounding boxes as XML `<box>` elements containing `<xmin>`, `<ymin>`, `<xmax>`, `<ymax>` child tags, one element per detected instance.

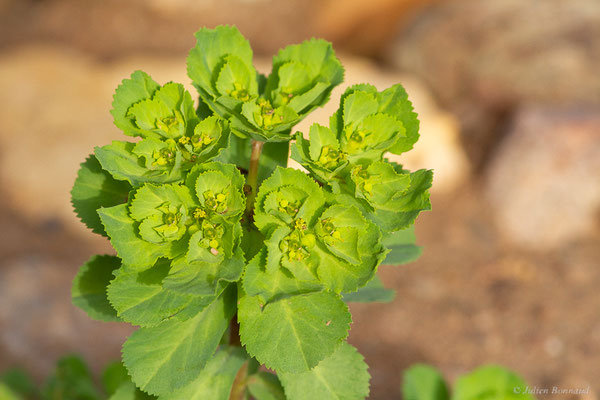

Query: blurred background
<box><xmin>0</xmin><ymin>0</ymin><xmax>599</xmax><ymax>398</ymax></box>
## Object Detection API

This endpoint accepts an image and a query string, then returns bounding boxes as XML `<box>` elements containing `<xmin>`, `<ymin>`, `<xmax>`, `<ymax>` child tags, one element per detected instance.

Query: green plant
<box><xmin>0</xmin><ymin>355</ymin><xmax>151</xmax><ymax>400</ymax></box>
<box><xmin>71</xmin><ymin>25</ymin><xmax>432</xmax><ymax>399</ymax></box>
<box><xmin>402</xmin><ymin>364</ymin><xmax>536</xmax><ymax>400</ymax></box>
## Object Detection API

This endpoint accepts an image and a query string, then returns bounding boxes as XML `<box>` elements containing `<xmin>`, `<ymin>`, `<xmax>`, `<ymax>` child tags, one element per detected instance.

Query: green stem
<box><xmin>229</xmin><ymin>140</ymin><xmax>263</xmax><ymax>400</ymax></box>
<box><xmin>245</xmin><ymin>140</ymin><xmax>264</xmax><ymax>216</ymax></box>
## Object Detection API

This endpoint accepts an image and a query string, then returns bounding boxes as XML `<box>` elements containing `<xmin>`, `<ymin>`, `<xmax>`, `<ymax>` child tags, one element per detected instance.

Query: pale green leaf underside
<box><xmin>72</xmin><ymin>255</ymin><xmax>121</xmax><ymax>322</ymax></box>
<box><xmin>370</xmin><ymin>169</ymin><xmax>433</xmax><ymax>233</ymax></box>
<box><xmin>342</xmin><ymin>275</ymin><xmax>395</xmax><ymax>304</ymax></box>
<box><xmin>239</xmin><ymin>291</ymin><xmax>351</xmax><ymax>373</ymax></box>
<box><xmin>279</xmin><ymin>342</ymin><xmax>370</xmax><ymax>400</ymax></box>
<box><xmin>382</xmin><ymin>226</ymin><xmax>422</xmax><ymax>266</ymax></box>
<box><xmin>122</xmin><ymin>286</ymin><xmax>235</xmax><ymax>396</ymax></box>
<box><xmin>71</xmin><ymin>155</ymin><xmax>131</xmax><ymax>236</ymax></box>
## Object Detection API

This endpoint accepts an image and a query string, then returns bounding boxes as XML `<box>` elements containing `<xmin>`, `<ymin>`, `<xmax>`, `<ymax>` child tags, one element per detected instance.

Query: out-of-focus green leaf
<box><xmin>102</xmin><ymin>361</ymin><xmax>131</xmax><ymax>396</ymax></box>
<box><xmin>0</xmin><ymin>383</ymin><xmax>21</xmax><ymax>400</ymax></box>
<box><xmin>402</xmin><ymin>364</ymin><xmax>449</xmax><ymax>400</ymax></box>
<box><xmin>40</xmin><ymin>356</ymin><xmax>101</xmax><ymax>400</ymax></box>
<box><xmin>452</xmin><ymin>365</ymin><xmax>535</xmax><ymax>400</ymax></box>
<box><xmin>0</xmin><ymin>369</ymin><xmax>35</xmax><ymax>397</ymax></box>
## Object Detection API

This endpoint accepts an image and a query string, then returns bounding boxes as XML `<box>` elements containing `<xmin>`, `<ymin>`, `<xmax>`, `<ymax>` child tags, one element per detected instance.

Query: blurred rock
<box><xmin>0</xmin><ymin>0</ymin><xmax>443</xmax><ymax>60</ymax></box>
<box><xmin>314</xmin><ymin>0</ymin><xmax>442</xmax><ymax>57</ymax></box>
<box><xmin>486</xmin><ymin>106</ymin><xmax>600</xmax><ymax>250</ymax></box>
<box><xmin>295</xmin><ymin>56</ymin><xmax>469</xmax><ymax>193</ymax></box>
<box><xmin>0</xmin><ymin>0</ymin><xmax>315</xmax><ymax>58</ymax></box>
<box><xmin>0</xmin><ymin>45</ymin><xmax>191</xmax><ymax>243</ymax></box>
<box><xmin>389</xmin><ymin>0</ymin><xmax>600</xmax><ymax>168</ymax></box>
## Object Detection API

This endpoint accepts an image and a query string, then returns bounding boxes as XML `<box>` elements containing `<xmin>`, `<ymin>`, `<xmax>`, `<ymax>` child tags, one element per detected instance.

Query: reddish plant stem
<box><xmin>229</xmin><ymin>139</ymin><xmax>264</xmax><ymax>400</ymax></box>
<box><xmin>229</xmin><ymin>361</ymin><xmax>249</xmax><ymax>400</ymax></box>
<box><xmin>229</xmin><ymin>313</ymin><xmax>242</xmax><ymax>347</ymax></box>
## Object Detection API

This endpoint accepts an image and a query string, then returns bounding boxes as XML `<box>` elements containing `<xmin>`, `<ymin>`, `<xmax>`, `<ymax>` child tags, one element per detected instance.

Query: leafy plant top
<box><xmin>71</xmin><ymin>25</ymin><xmax>433</xmax><ymax>400</ymax></box>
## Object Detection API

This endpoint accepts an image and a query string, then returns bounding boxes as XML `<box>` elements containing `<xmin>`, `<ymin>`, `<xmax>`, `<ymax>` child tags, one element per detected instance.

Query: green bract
<box><xmin>98</xmin><ymin>74</ymin><xmax>232</xmax><ymax>187</ymax></box>
<box><xmin>187</xmin><ymin>26</ymin><xmax>344</xmax><ymax>141</ymax></box>
<box><xmin>71</xmin><ymin>25</ymin><xmax>432</xmax><ymax>400</ymax></box>
<box><xmin>292</xmin><ymin>84</ymin><xmax>433</xmax><ymax>232</ymax></box>
<box><xmin>99</xmin><ymin>162</ymin><xmax>245</xmax><ymax>267</ymax></box>
<box><xmin>249</xmin><ymin>167</ymin><xmax>387</xmax><ymax>296</ymax></box>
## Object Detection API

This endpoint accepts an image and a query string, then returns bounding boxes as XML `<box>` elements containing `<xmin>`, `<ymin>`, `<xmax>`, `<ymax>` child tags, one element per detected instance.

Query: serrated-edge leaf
<box><xmin>158</xmin><ymin>347</ymin><xmax>247</xmax><ymax>400</ymax></box>
<box><xmin>107</xmin><ymin>260</ymin><xmax>198</xmax><ymax>327</ymax></box>
<box><xmin>379</xmin><ymin>84</ymin><xmax>420</xmax><ymax>155</ymax></box>
<box><xmin>279</xmin><ymin>342</ymin><xmax>370</xmax><ymax>400</ymax></box>
<box><xmin>239</xmin><ymin>291</ymin><xmax>351</xmax><ymax>373</ymax></box>
<box><xmin>111</xmin><ymin>70</ymin><xmax>161</xmax><ymax>137</ymax></box>
<box><xmin>122</xmin><ymin>285</ymin><xmax>236</xmax><ymax>396</ymax></box>
<box><xmin>271</xmin><ymin>38</ymin><xmax>344</xmax><ymax>88</ymax></box>
<box><xmin>342</xmin><ymin>91</ymin><xmax>378</xmax><ymax>128</ymax></box>
<box><xmin>187</xmin><ymin>25</ymin><xmax>255</xmax><ymax>100</ymax></box>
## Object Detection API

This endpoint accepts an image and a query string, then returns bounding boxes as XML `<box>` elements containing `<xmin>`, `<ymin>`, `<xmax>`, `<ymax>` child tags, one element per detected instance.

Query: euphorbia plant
<box><xmin>71</xmin><ymin>25</ymin><xmax>432</xmax><ymax>400</ymax></box>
